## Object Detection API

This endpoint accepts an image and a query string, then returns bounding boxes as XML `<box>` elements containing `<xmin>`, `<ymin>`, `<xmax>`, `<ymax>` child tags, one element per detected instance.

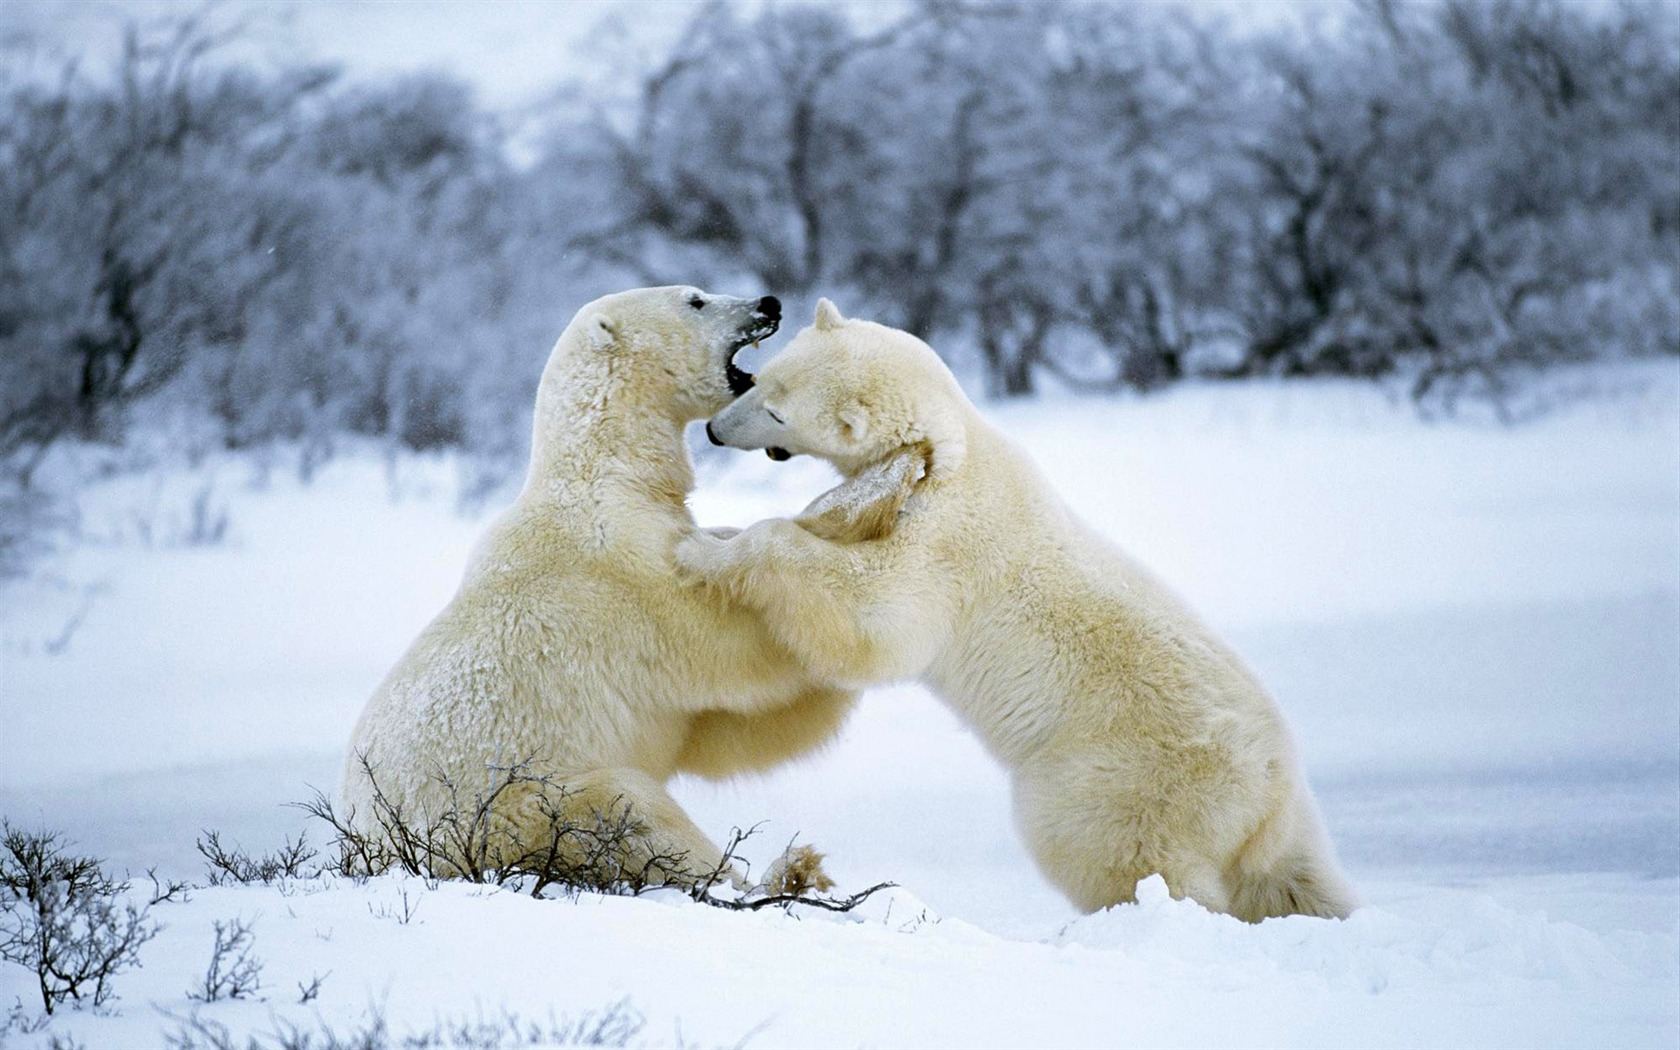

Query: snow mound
<box><xmin>9</xmin><ymin>874</ymin><xmax>1676</xmax><ymax>1049</ymax></box>
<box><xmin>1057</xmin><ymin>875</ymin><xmax>1674</xmax><ymax>995</ymax></box>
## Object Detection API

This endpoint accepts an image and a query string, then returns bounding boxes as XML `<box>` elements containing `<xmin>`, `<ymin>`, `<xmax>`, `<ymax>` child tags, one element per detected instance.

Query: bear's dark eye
<box><xmin>688</xmin><ymin>296</ymin><xmax>705</xmax><ymax>310</ymax></box>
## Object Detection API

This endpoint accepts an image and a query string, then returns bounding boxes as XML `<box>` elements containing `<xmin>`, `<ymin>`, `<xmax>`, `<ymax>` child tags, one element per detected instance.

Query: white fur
<box><xmin>340</xmin><ymin>287</ymin><xmax>851</xmax><ymax>883</ymax></box>
<box><xmin>681</xmin><ymin>302</ymin><xmax>1357</xmax><ymax>920</ymax></box>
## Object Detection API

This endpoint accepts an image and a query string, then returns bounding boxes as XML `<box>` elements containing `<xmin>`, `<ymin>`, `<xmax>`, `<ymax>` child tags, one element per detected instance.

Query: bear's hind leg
<box><xmin>1223</xmin><ymin>791</ymin><xmax>1357</xmax><ymax>921</ymax></box>
<box><xmin>1013</xmin><ymin>765</ymin><xmax>1240</xmax><ymax>916</ymax></box>
<box><xmin>1225</xmin><ymin>847</ymin><xmax>1356</xmax><ymax>921</ymax></box>
<box><xmin>1012</xmin><ymin>771</ymin><xmax>1156</xmax><ymax>913</ymax></box>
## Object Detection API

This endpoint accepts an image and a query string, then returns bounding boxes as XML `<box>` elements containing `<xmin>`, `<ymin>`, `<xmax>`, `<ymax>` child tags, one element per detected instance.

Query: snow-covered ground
<box><xmin>3</xmin><ymin>366</ymin><xmax>1677</xmax><ymax>1047</ymax></box>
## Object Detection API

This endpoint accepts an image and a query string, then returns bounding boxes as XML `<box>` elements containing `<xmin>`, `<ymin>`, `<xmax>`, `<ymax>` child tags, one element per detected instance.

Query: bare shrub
<box><xmin>697</xmin><ymin>826</ymin><xmax>891</xmax><ymax>916</ymax></box>
<box><xmin>2</xmin><ymin>998</ymin><xmax>52</xmax><ymax>1037</ymax></box>
<box><xmin>145</xmin><ymin>867</ymin><xmax>192</xmax><ymax>906</ymax></box>
<box><xmin>298</xmin><ymin>757</ymin><xmax>892</xmax><ymax>913</ymax></box>
<box><xmin>196</xmin><ymin>831</ymin><xmax>320</xmax><ymax>886</ymax></box>
<box><xmin>180</xmin><ymin>483</ymin><xmax>230</xmax><ymax>547</ymax></box>
<box><xmin>299</xmin><ymin>756</ymin><xmax>703</xmax><ymax>899</ymax></box>
<box><xmin>295</xmin><ymin>970</ymin><xmax>328</xmax><ymax>1005</ymax></box>
<box><xmin>369</xmin><ymin>888</ymin><xmax>420</xmax><ymax>925</ymax></box>
<box><xmin>187</xmin><ymin>917</ymin><xmax>262</xmax><ymax>1002</ymax></box>
<box><xmin>162</xmin><ymin>998</ymin><xmax>648</xmax><ymax>1049</ymax></box>
<box><xmin>0</xmin><ymin>822</ymin><xmax>159</xmax><ymax>1015</ymax></box>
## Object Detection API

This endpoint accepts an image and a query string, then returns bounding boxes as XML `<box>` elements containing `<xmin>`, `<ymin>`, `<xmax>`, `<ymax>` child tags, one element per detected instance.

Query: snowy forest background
<box><xmin>2</xmin><ymin>2</ymin><xmax>1679</xmax><ymax>1044</ymax></box>
<box><xmin>2</xmin><ymin>0</ymin><xmax>1676</xmax><ymax>573</ymax></box>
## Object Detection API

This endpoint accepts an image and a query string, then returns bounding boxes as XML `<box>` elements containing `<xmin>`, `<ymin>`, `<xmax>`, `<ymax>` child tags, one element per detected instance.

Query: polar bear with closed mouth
<box><xmin>679</xmin><ymin>299</ymin><xmax>1356</xmax><ymax>921</ymax></box>
<box><xmin>341</xmin><ymin>287</ymin><xmax>857</xmax><ymax>887</ymax></box>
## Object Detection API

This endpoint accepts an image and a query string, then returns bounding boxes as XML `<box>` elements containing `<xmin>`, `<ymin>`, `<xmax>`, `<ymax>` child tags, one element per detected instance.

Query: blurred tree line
<box><xmin>1</xmin><ymin>0</ymin><xmax>1676</xmax><ymax>492</ymax></box>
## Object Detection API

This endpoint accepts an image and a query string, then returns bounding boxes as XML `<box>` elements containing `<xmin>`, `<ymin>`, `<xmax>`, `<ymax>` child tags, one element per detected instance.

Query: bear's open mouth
<box><xmin>765</xmin><ymin>447</ymin><xmax>792</xmax><ymax>461</ymax></box>
<box><xmin>726</xmin><ymin>355</ymin><xmax>755</xmax><ymax>397</ymax></box>
<box><xmin>726</xmin><ymin>315</ymin><xmax>780</xmax><ymax>397</ymax></box>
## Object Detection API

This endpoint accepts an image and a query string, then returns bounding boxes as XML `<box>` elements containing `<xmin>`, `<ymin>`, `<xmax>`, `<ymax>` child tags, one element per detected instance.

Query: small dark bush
<box><xmin>162</xmin><ymin>997</ymin><xmax>647</xmax><ymax>1050</ymax></box>
<box><xmin>297</xmin><ymin>756</ymin><xmax>693</xmax><ymax>899</ymax></box>
<box><xmin>187</xmin><ymin>917</ymin><xmax>262</xmax><ymax>1003</ymax></box>
<box><xmin>196</xmin><ymin>831</ymin><xmax>320</xmax><ymax>886</ymax></box>
<box><xmin>0</xmin><ymin>821</ymin><xmax>158</xmax><ymax>1015</ymax></box>
<box><xmin>297</xmin><ymin>756</ymin><xmax>891</xmax><ymax>913</ymax></box>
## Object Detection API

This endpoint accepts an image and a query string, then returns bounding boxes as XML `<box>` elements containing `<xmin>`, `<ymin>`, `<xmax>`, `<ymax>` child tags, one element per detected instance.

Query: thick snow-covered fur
<box><xmin>678</xmin><ymin>299</ymin><xmax>1356</xmax><ymax>921</ymax></box>
<box><xmin>340</xmin><ymin>287</ymin><xmax>852</xmax><ymax>885</ymax></box>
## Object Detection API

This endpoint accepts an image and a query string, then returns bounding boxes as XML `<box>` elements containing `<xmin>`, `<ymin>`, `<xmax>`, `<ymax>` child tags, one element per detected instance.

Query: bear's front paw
<box><xmin>759</xmin><ymin>843</ymin><xmax>836</xmax><ymax>898</ymax></box>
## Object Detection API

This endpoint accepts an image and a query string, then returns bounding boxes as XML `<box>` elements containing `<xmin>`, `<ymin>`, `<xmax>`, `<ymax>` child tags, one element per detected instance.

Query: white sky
<box><xmin>3</xmin><ymin>0</ymin><xmax>1338</xmax><ymax>112</ymax></box>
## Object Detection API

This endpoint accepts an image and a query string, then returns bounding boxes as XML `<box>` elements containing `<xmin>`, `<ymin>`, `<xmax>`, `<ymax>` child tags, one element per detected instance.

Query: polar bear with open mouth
<box><xmin>680</xmin><ymin>299</ymin><xmax>1356</xmax><ymax>921</ymax></box>
<box><xmin>341</xmin><ymin>287</ymin><xmax>854</xmax><ymax>887</ymax></box>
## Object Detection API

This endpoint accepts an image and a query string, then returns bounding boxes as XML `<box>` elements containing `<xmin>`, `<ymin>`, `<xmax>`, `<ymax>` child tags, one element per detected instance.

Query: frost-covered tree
<box><xmin>0</xmin><ymin>15</ymin><xmax>316</xmax><ymax>479</ymax></box>
<box><xmin>1219</xmin><ymin>0</ymin><xmax>1680</xmax><ymax>403</ymax></box>
<box><xmin>2</xmin><ymin>0</ymin><xmax>1675</xmax><ymax>495</ymax></box>
<box><xmin>570</xmin><ymin>1</ymin><xmax>1245</xmax><ymax>397</ymax></box>
<box><xmin>856</xmin><ymin>2</ymin><xmax>1236</xmax><ymax>395</ymax></box>
<box><xmin>562</xmin><ymin>0</ymin><xmax>928</xmax><ymax>296</ymax></box>
<box><xmin>0</xmin><ymin>14</ymin><xmax>602</xmax><ymax>488</ymax></box>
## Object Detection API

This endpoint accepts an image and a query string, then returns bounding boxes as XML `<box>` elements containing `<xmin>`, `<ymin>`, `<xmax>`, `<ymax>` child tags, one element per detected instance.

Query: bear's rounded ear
<box><xmin>813</xmin><ymin>298</ymin><xmax>846</xmax><ymax>331</ymax></box>
<box><xmin>838</xmin><ymin>400</ymin><xmax>869</xmax><ymax>442</ymax></box>
<box><xmin>584</xmin><ymin>313</ymin><xmax>617</xmax><ymax>351</ymax></box>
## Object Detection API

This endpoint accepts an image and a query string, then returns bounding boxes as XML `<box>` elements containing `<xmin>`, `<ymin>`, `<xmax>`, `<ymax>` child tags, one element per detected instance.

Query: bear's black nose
<box><xmin>756</xmin><ymin>296</ymin><xmax>781</xmax><ymax>320</ymax></box>
<box><xmin>705</xmin><ymin>421</ymin><xmax>724</xmax><ymax>446</ymax></box>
